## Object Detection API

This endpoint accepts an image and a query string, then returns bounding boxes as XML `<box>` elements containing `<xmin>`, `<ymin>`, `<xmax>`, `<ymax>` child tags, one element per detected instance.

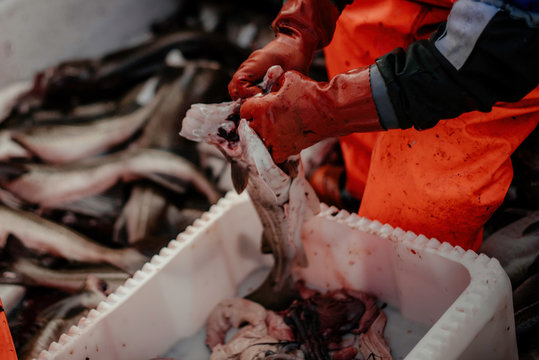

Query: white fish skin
<box><xmin>2</xmin><ymin>258</ymin><xmax>130</xmax><ymax>293</ymax></box>
<box><xmin>180</xmin><ymin>66</ymin><xmax>319</xmax><ymax>310</ymax></box>
<box><xmin>0</xmin><ymin>205</ymin><xmax>147</xmax><ymax>274</ymax></box>
<box><xmin>11</xmin><ymin>91</ymin><xmax>163</xmax><ymax>164</ymax></box>
<box><xmin>1</xmin><ymin>148</ymin><xmax>221</xmax><ymax>208</ymax></box>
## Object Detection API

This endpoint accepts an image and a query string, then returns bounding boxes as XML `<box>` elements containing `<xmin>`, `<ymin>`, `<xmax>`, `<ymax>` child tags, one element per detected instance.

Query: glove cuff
<box><xmin>325</xmin><ymin>66</ymin><xmax>384</xmax><ymax>135</ymax></box>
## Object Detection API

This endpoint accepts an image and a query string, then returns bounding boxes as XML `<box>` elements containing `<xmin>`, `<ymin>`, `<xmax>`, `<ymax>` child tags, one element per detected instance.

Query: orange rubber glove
<box><xmin>241</xmin><ymin>66</ymin><xmax>383</xmax><ymax>164</ymax></box>
<box><xmin>228</xmin><ymin>0</ymin><xmax>341</xmax><ymax>100</ymax></box>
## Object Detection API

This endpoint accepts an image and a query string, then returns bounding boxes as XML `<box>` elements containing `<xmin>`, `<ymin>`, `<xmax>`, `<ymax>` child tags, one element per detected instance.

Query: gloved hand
<box><xmin>240</xmin><ymin>66</ymin><xmax>384</xmax><ymax>164</ymax></box>
<box><xmin>228</xmin><ymin>0</ymin><xmax>341</xmax><ymax>100</ymax></box>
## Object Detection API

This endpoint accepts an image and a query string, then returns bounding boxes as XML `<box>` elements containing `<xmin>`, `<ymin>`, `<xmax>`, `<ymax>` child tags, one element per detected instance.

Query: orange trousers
<box><xmin>324</xmin><ymin>0</ymin><xmax>539</xmax><ymax>250</ymax></box>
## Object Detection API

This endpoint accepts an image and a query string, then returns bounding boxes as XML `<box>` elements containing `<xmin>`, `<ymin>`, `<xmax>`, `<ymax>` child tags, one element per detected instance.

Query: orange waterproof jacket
<box><xmin>325</xmin><ymin>0</ymin><xmax>539</xmax><ymax>250</ymax></box>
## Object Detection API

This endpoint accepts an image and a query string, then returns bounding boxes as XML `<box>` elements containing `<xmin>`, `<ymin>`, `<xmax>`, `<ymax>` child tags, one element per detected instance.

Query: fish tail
<box><xmin>107</xmin><ymin>249</ymin><xmax>148</xmax><ymax>275</ymax></box>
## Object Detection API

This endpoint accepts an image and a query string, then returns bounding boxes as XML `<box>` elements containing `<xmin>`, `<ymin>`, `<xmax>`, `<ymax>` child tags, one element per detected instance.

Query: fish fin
<box><xmin>112</xmin><ymin>248</ymin><xmax>148</xmax><ymax>275</ymax></box>
<box><xmin>0</xmin><ymin>162</ymin><xmax>28</xmax><ymax>182</ymax></box>
<box><xmin>231</xmin><ymin>160</ymin><xmax>249</xmax><ymax>194</ymax></box>
<box><xmin>112</xmin><ymin>210</ymin><xmax>128</xmax><ymax>246</ymax></box>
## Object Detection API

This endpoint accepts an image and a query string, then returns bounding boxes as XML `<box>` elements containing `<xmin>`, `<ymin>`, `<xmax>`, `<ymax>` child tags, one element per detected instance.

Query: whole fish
<box><xmin>0</xmin><ymin>258</ymin><xmax>129</xmax><ymax>293</ymax></box>
<box><xmin>0</xmin><ymin>148</ymin><xmax>221</xmax><ymax>208</ymax></box>
<box><xmin>18</xmin><ymin>275</ymin><xmax>107</xmax><ymax>360</ymax></box>
<box><xmin>11</xmin><ymin>89</ymin><xmax>163</xmax><ymax>164</ymax></box>
<box><xmin>0</xmin><ymin>205</ymin><xmax>147</xmax><ymax>273</ymax></box>
<box><xmin>180</xmin><ymin>66</ymin><xmax>319</xmax><ymax>310</ymax></box>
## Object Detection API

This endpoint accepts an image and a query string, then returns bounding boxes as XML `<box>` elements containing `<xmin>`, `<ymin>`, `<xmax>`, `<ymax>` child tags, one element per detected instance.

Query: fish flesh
<box><xmin>0</xmin><ymin>258</ymin><xmax>129</xmax><ymax>293</ymax></box>
<box><xmin>180</xmin><ymin>65</ymin><xmax>319</xmax><ymax>310</ymax></box>
<box><xmin>206</xmin><ymin>298</ymin><xmax>298</xmax><ymax>360</ymax></box>
<box><xmin>0</xmin><ymin>205</ymin><xmax>147</xmax><ymax>273</ymax></box>
<box><xmin>0</xmin><ymin>148</ymin><xmax>221</xmax><ymax>208</ymax></box>
<box><xmin>11</xmin><ymin>88</ymin><xmax>163</xmax><ymax>164</ymax></box>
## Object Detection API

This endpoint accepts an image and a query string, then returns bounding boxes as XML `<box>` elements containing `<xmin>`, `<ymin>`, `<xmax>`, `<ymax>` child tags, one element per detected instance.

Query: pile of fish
<box><xmin>0</xmin><ymin>1</ymin><xmax>284</xmax><ymax>358</ymax></box>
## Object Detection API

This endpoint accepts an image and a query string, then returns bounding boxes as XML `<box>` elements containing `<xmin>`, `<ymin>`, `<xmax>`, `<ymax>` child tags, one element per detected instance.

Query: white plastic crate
<box><xmin>35</xmin><ymin>191</ymin><xmax>517</xmax><ymax>360</ymax></box>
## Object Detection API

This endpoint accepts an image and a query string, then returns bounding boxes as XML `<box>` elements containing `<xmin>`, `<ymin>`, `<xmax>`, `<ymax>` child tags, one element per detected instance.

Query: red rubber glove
<box><xmin>228</xmin><ymin>0</ymin><xmax>341</xmax><ymax>100</ymax></box>
<box><xmin>241</xmin><ymin>67</ymin><xmax>384</xmax><ymax>164</ymax></box>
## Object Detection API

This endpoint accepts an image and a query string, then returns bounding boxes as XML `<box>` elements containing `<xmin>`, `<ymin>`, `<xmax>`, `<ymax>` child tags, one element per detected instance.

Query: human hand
<box><xmin>241</xmin><ymin>67</ymin><xmax>383</xmax><ymax>164</ymax></box>
<box><xmin>228</xmin><ymin>0</ymin><xmax>341</xmax><ymax>100</ymax></box>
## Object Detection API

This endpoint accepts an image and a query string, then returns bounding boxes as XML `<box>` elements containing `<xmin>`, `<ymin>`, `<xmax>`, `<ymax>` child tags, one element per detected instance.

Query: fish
<box><xmin>0</xmin><ymin>205</ymin><xmax>147</xmax><ymax>274</ymax></box>
<box><xmin>0</xmin><ymin>130</ymin><xmax>31</xmax><ymax>161</ymax></box>
<box><xmin>136</xmin><ymin>61</ymin><xmax>230</xmax><ymax>152</ymax></box>
<box><xmin>11</xmin><ymin>88</ymin><xmax>163</xmax><ymax>164</ymax></box>
<box><xmin>0</xmin><ymin>258</ymin><xmax>129</xmax><ymax>294</ymax></box>
<box><xmin>180</xmin><ymin>65</ymin><xmax>320</xmax><ymax>310</ymax></box>
<box><xmin>18</xmin><ymin>275</ymin><xmax>107</xmax><ymax>360</ymax></box>
<box><xmin>0</xmin><ymin>81</ymin><xmax>32</xmax><ymax>124</ymax></box>
<box><xmin>0</xmin><ymin>148</ymin><xmax>221</xmax><ymax>208</ymax></box>
<box><xmin>114</xmin><ymin>184</ymin><xmax>205</xmax><ymax>247</ymax></box>
<box><xmin>479</xmin><ymin>210</ymin><xmax>539</xmax><ymax>287</ymax></box>
<box><xmin>113</xmin><ymin>186</ymin><xmax>170</xmax><ymax>244</ymax></box>
<box><xmin>13</xmin><ymin>31</ymin><xmax>248</xmax><ymax>115</ymax></box>
<box><xmin>26</xmin><ymin>101</ymin><xmax>117</xmax><ymax>124</ymax></box>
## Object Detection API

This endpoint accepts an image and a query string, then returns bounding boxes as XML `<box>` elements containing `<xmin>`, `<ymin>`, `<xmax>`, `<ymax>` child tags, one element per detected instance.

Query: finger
<box><xmin>228</xmin><ymin>76</ymin><xmax>262</xmax><ymax>100</ymax></box>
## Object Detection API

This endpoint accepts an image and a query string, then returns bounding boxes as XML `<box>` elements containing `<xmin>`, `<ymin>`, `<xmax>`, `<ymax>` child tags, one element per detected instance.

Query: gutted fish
<box><xmin>0</xmin><ymin>258</ymin><xmax>129</xmax><ymax>293</ymax></box>
<box><xmin>0</xmin><ymin>205</ymin><xmax>147</xmax><ymax>273</ymax></box>
<box><xmin>0</xmin><ymin>148</ymin><xmax>221</xmax><ymax>208</ymax></box>
<box><xmin>11</xmin><ymin>88</ymin><xmax>163</xmax><ymax>164</ymax></box>
<box><xmin>180</xmin><ymin>65</ymin><xmax>319</xmax><ymax>310</ymax></box>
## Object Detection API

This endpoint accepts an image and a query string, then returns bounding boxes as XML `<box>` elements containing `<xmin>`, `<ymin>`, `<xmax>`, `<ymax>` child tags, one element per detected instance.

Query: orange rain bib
<box><xmin>324</xmin><ymin>0</ymin><xmax>539</xmax><ymax>250</ymax></box>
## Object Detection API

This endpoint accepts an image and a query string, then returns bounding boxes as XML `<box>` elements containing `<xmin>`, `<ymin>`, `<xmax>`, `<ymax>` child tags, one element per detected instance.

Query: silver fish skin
<box><xmin>11</xmin><ymin>90</ymin><xmax>163</xmax><ymax>164</ymax></box>
<box><xmin>20</xmin><ymin>275</ymin><xmax>107</xmax><ymax>360</ymax></box>
<box><xmin>0</xmin><ymin>205</ymin><xmax>147</xmax><ymax>274</ymax></box>
<box><xmin>1</xmin><ymin>258</ymin><xmax>129</xmax><ymax>293</ymax></box>
<box><xmin>1</xmin><ymin>148</ymin><xmax>221</xmax><ymax>208</ymax></box>
<box><xmin>180</xmin><ymin>66</ymin><xmax>319</xmax><ymax>310</ymax></box>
